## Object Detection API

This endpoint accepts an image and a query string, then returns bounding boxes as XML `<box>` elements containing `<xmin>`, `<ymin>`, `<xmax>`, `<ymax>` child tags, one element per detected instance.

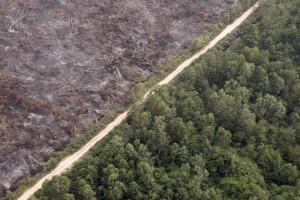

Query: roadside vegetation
<box><xmin>30</xmin><ymin>0</ymin><xmax>300</xmax><ymax>199</ymax></box>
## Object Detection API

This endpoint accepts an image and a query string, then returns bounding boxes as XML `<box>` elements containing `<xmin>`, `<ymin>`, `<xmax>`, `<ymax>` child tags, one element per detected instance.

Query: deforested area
<box><xmin>0</xmin><ymin>0</ymin><xmax>242</xmax><ymax>196</ymax></box>
<box><xmin>31</xmin><ymin>0</ymin><xmax>300</xmax><ymax>199</ymax></box>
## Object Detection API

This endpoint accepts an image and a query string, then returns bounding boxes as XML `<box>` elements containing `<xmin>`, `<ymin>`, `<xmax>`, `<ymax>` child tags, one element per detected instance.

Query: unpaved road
<box><xmin>18</xmin><ymin>2</ymin><xmax>260</xmax><ymax>199</ymax></box>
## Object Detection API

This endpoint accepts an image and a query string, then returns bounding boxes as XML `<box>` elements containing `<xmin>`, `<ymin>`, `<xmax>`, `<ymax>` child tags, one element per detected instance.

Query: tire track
<box><xmin>18</xmin><ymin>1</ymin><xmax>260</xmax><ymax>199</ymax></box>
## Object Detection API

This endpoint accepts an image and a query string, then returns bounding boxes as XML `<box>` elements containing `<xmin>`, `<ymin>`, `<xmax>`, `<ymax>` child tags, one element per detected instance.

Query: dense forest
<box><xmin>33</xmin><ymin>0</ymin><xmax>300</xmax><ymax>199</ymax></box>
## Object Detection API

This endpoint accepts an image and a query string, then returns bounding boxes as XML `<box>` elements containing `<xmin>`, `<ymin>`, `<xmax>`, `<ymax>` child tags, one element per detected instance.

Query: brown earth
<box><xmin>0</xmin><ymin>0</ymin><xmax>238</xmax><ymax>195</ymax></box>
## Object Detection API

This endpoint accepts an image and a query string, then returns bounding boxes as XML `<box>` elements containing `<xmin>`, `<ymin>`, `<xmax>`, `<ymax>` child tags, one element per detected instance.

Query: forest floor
<box><xmin>0</xmin><ymin>0</ymin><xmax>238</xmax><ymax>195</ymax></box>
<box><xmin>18</xmin><ymin>2</ymin><xmax>260</xmax><ymax>200</ymax></box>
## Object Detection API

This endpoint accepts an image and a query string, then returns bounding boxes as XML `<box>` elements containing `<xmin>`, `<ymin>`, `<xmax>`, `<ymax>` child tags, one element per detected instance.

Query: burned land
<box><xmin>0</xmin><ymin>0</ymin><xmax>238</xmax><ymax>195</ymax></box>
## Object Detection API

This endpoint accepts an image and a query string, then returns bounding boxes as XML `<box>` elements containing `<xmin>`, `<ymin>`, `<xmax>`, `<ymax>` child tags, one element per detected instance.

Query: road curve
<box><xmin>18</xmin><ymin>2</ymin><xmax>260</xmax><ymax>199</ymax></box>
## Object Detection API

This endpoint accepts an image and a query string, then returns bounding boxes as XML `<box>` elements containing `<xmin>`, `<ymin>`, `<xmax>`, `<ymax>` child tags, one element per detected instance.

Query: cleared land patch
<box><xmin>0</xmin><ymin>0</ymin><xmax>238</xmax><ymax>194</ymax></box>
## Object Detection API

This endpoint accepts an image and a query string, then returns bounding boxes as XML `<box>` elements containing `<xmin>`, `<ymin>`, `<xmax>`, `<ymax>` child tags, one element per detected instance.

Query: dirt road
<box><xmin>18</xmin><ymin>2</ymin><xmax>260</xmax><ymax>199</ymax></box>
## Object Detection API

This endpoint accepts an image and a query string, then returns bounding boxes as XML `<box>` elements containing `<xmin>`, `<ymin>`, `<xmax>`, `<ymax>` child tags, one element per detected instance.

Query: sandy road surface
<box><xmin>18</xmin><ymin>2</ymin><xmax>260</xmax><ymax>199</ymax></box>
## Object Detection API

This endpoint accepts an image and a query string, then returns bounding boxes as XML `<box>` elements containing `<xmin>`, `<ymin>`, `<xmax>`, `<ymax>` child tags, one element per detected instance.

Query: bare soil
<box><xmin>0</xmin><ymin>0</ymin><xmax>238</xmax><ymax>195</ymax></box>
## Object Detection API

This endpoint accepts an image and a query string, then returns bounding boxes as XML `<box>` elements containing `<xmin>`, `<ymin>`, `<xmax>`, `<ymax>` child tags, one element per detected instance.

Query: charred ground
<box><xmin>0</xmin><ymin>0</ymin><xmax>238</xmax><ymax>194</ymax></box>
